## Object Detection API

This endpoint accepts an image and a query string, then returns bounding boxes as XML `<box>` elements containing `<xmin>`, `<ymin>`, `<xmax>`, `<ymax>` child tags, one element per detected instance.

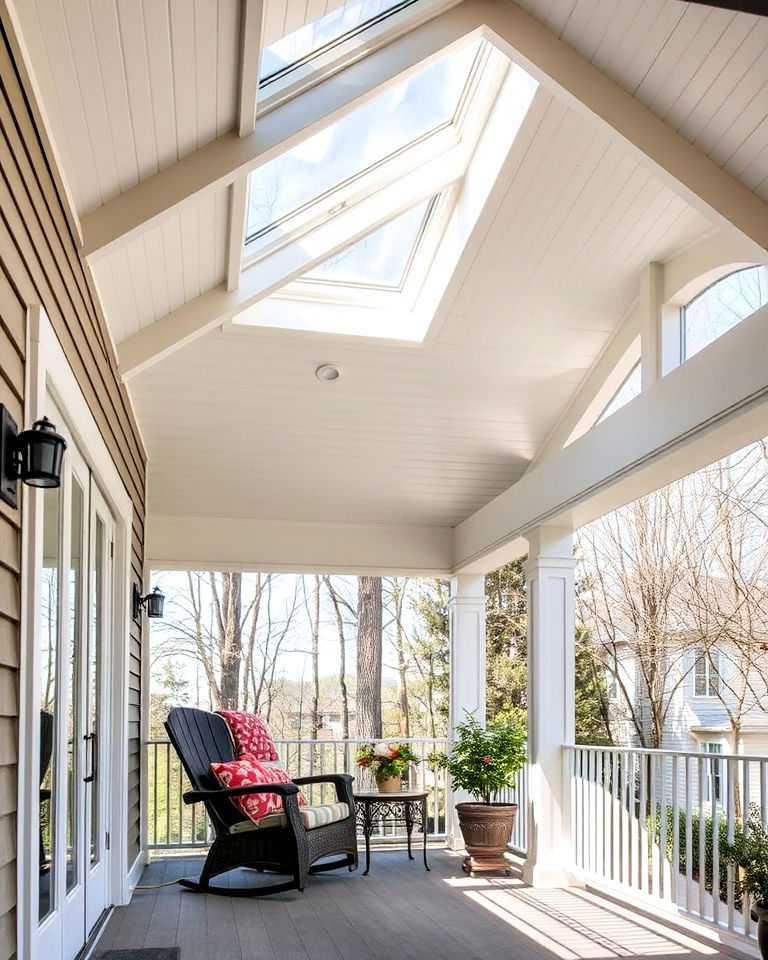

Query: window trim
<box><xmin>693</xmin><ymin>648</ymin><xmax>720</xmax><ymax>699</ymax></box>
<box><xmin>680</xmin><ymin>264</ymin><xmax>768</xmax><ymax>363</ymax></box>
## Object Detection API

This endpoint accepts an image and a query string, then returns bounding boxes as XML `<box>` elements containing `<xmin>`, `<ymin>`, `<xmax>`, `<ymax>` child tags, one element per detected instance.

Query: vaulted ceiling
<box><xmin>12</xmin><ymin>0</ymin><xmax>768</xmax><ymax>531</ymax></box>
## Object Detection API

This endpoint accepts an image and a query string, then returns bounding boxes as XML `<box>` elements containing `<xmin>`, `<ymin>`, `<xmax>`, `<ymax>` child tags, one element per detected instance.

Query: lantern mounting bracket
<box><xmin>0</xmin><ymin>405</ymin><xmax>19</xmax><ymax>508</ymax></box>
<box><xmin>133</xmin><ymin>583</ymin><xmax>165</xmax><ymax>620</ymax></box>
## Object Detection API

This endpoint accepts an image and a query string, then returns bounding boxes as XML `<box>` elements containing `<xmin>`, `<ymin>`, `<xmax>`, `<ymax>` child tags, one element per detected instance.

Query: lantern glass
<box><xmin>17</xmin><ymin>417</ymin><xmax>66</xmax><ymax>489</ymax></box>
<box><xmin>146</xmin><ymin>588</ymin><xmax>165</xmax><ymax>619</ymax></box>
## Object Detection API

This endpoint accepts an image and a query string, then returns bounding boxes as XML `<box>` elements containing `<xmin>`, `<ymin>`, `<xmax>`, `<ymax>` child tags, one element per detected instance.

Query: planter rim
<box><xmin>456</xmin><ymin>801</ymin><xmax>518</xmax><ymax>811</ymax></box>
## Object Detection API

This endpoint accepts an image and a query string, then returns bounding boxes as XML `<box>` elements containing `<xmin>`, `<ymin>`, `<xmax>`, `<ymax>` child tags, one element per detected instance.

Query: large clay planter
<box><xmin>376</xmin><ymin>775</ymin><xmax>402</xmax><ymax>793</ymax></box>
<box><xmin>456</xmin><ymin>802</ymin><xmax>517</xmax><ymax>877</ymax></box>
<box><xmin>753</xmin><ymin>903</ymin><xmax>768</xmax><ymax>959</ymax></box>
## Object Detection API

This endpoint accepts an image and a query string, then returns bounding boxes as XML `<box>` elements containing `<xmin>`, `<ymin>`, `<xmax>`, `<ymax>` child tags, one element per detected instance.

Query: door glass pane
<box><xmin>89</xmin><ymin>514</ymin><xmax>104</xmax><ymax>865</ymax></box>
<box><xmin>66</xmin><ymin>479</ymin><xmax>84</xmax><ymax>893</ymax></box>
<box><xmin>39</xmin><ymin>487</ymin><xmax>60</xmax><ymax>922</ymax></box>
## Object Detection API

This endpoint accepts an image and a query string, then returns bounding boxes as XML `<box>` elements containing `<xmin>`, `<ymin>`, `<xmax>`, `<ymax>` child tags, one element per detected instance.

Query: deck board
<box><xmin>100</xmin><ymin>850</ymin><xmax>744</xmax><ymax>960</ymax></box>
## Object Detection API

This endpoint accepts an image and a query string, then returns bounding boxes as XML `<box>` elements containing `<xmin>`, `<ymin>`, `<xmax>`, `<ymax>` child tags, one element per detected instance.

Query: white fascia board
<box><xmin>453</xmin><ymin>302</ymin><xmax>768</xmax><ymax>574</ymax></box>
<box><xmin>79</xmin><ymin>0</ymin><xmax>768</xmax><ymax>262</ymax></box>
<box><xmin>119</xmin><ymin>148</ymin><xmax>464</xmax><ymax>378</ymax></box>
<box><xmin>235</xmin><ymin>61</ymin><xmax>537</xmax><ymax>343</ymax></box>
<box><xmin>147</xmin><ymin>514</ymin><xmax>454</xmax><ymax>576</ymax></box>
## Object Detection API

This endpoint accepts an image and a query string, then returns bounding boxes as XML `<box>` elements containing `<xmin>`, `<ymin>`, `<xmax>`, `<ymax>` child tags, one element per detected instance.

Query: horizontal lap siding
<box><xmin>0</xmin><ymin>21</ymin><xmax>147</xmax><ymax>959</ymax></box>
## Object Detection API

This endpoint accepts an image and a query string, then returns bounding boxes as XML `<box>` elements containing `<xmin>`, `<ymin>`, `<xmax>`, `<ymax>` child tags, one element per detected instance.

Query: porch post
<box><xmin>522</xmin><ymin>525</ymin><xmax>579</xmax><ymax>887</ymax></box>
<box><xmin>446</xmin><ymin>574</ymin><xmax>486</xmax><ymax>849</ymax></box>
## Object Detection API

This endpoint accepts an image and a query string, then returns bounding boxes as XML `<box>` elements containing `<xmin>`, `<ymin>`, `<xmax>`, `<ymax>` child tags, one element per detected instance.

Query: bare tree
<box><xmin>323</xmin><ymin>576</ymin><xmax>354</xmax><ymax>739</ymax></box>
<box><xmin>577</xmin><ymin>484</ymin><xmax>701</xmax><ymax>748</ymax></box>
<box><xmin>384</xmin><ymin>577</ymin><xmax>411</xmax><ymax>738</ymax></box>
<box><xmin>356</xmin><ymin>576</ymin><xmax>382</xmax><ymax>741</ymax></box>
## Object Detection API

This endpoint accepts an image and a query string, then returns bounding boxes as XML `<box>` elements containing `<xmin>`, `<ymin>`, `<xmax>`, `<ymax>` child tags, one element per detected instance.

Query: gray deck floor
<box><xmin>97</xmin><ymin>850</ymin><xmax>745</xmax><ymax>960</ymax></box>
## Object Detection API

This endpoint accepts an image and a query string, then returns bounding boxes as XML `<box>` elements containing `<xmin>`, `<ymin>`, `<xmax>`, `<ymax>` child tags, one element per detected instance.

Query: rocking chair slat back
<box><xmin>165</xmin><ymin>706</ymin><xmax>245</xmax><ymax>830</ymax></box>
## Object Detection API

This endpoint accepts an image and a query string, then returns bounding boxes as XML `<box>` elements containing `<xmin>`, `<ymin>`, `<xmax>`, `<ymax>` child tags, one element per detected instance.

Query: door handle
<box><xmin>84</xmin><ymin>732</ymin><xmax>97</xmax><ymax>783</ymax></box>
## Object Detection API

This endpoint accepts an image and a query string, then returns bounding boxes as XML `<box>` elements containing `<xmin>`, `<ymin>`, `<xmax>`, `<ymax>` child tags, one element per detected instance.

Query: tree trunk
<box><xmin>310</xmin><ymin>575</ymin><xmax>321</xmax><ymax>740</ymax></box>
<box><xmin>391</xmin><ymin>580</ymin><xmax>410</xmax><ymax>738</ymax></box>
<box><xmin>356</xmin><ymin>576</ymin><xmax>382</xmax><ymax>742</ymax></box>
<box><xmin>219</xmin><ymin>572</ymin><xmax>243</xmax><ymax>709</ymax></box>
<box><xmin>325</xmin><ymin>577</ymin><xmax>350</xmax><ymax>739</ymax></box>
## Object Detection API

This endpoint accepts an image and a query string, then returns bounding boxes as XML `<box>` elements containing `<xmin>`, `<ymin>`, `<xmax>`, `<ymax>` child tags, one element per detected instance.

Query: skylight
<box><xmin>246</xmin><ymin>41</ymin><xmax>479</xmax><ymax>248</ymax></box>
<box><xmin>301</xmin><ymin>197</ymin><xmax>434</xmax><ymax>289</ymax></box>
<box><xmin>260</xmin><ymin>0</ymin><xmax>420</xmax><ymax>86</ymax></box>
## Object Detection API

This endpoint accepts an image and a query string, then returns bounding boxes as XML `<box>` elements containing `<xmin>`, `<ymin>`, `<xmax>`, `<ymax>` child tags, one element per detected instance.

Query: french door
<box><xmin>37</xmin><ymin>416</ymin><xmax>114</xmax><ymax>960</ymax></box>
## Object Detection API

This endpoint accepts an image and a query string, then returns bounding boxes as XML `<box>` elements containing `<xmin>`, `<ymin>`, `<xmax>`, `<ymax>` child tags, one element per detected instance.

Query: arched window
<box><xmin>596</xmin><ymin>361</ymin><xmax>641</xmax><ymax>423</ymax></box>
<box><xmin>682</xmin><ymin>265</ymin><xmax>768</xmax><ymax>360</ymax></box>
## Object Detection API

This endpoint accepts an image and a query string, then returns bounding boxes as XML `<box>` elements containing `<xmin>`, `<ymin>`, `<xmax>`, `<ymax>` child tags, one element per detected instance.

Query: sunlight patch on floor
<box><xmin>461</xmin><ymin>882</ymin><xmax>720</xmax><ymax>959</ymax></box>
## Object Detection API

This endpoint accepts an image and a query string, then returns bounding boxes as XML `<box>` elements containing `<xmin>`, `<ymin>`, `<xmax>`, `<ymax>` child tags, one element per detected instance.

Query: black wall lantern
<box><xmin>133</xmin><ymin>584</ymin><xmax>165</xmax><ymax>620</ymax></box>
<box><xmin>0</xmin><ymin>405</ymin><xmax>67</xmax><ymax>508</ymax></box>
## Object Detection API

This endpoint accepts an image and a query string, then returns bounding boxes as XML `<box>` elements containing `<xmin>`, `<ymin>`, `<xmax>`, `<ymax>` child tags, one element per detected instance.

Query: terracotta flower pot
<box><xmin>753</xmin><ymin>903</ymin><xmax>768</xmax><ymax>959</ymax></box>
<box><xmin>456</xmin><ymin>802</ymin><xmax>517</xmax><ymax>877</ymax></box>
<box><xmin>376</xmin><ymin>775</ymin><xmax>402</xmax><ymax>793</ymax></box>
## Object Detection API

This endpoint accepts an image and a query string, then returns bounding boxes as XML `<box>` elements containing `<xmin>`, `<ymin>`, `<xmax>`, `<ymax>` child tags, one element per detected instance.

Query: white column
<box><xmin>522</xmin><ymin>526</ymin><xmax>580</xmax><ymax>887</ymax></box>
<box><xmin>446</xmin><ymin>574</ymin><xmax>486</xmax><ymax>849</ymax></box>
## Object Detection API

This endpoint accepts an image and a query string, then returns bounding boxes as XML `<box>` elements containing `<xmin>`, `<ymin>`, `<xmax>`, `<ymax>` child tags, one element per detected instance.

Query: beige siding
<box><xmin>0</xmin><ymin>19</ymin><xmax>147</xmax><ymax>960</ymax></box>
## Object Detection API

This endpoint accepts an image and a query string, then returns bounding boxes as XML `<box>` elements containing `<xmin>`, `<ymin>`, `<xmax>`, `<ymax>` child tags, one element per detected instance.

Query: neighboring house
<box><xmin>605</xmin><ymin>636</ymin><xmax>768</xmax><ymax>810</ymax></box>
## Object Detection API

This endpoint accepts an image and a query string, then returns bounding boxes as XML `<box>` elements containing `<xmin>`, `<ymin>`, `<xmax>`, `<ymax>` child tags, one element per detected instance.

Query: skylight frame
<box><xmin>280</xmin><ymin>189</ymin><xmax>456</xmax><ymax>308</ymax></box>
<box><xmin>243</xmin><ymin>38</ymin><xmax>497</xmax><ymax>270</ymax></box>
<box><xmin>256</xmin><ymin>0</ymin><xmax>461</xmax><ymax>114</ymax></box>
<box><xmin>228</xmin><ymin>45</ymin><xmax>539</xmax><ymax>344</ymax></box>
<box><xmin>259</xmin><ymin>0</ymin><xmax>422</xmax><ymax>88</ymax></box>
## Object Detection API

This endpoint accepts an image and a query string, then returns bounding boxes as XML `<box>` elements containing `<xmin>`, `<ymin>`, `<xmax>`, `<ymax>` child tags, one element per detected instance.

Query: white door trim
<box><xmin>17</xmin><ymin>306</ymin><xmax>138</xmax><ymax>960</ymax></box>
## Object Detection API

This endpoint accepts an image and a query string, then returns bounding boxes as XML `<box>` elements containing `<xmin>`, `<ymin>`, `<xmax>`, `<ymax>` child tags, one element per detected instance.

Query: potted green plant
<box><xmin>356</xmin><ymin>742</ymin><xmax>420</xmax><ymax>792</ymax></box>
<box><xmin>724</xmin><ymin>805</ymin><xmax>768</xmax><ymax>959</ymax></box>
<box><xmin>430</xmin><ymin>712</ymin><xmax>527</xmax><ymax>876</ymax></box>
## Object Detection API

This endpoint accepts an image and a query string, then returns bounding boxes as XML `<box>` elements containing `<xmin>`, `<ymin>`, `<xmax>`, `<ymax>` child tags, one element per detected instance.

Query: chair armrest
<box><xmin>292</xmin><ymin>773</ymin><xmax>355</xmax><ymax>805</ymax></box>
<box><xmin>183</xmin><ymin>781</ymin><xmax>300</xmax><ymax>805</ymax></box>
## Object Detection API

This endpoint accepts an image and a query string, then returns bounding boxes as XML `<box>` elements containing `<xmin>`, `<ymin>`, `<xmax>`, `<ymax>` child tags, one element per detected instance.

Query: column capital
<box><xmin>524</xmin><ymin>525</ymin><xmax>574</xmax><ymax>565</ymax></box>
<box><xmin>449</xmin><ymin>573</ymin><xmax>485</xmax><ymax>602</ymax></box>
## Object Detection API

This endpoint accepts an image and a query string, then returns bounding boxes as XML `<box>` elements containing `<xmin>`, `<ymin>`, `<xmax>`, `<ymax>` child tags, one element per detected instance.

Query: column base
<box><xmin>445</xmin><ymin>832</ymin><xmax>464</xmax><ymax>852</ymax></box>
<box><xmin>522</xmin><ymin>859</ymin><xmax>584</xmax><ymax>889</ymax></box>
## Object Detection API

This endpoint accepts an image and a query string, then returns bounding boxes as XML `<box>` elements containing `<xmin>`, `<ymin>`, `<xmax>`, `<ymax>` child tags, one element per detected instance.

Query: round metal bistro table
<box><xmin>353</xmin><ymin>790</ymin><xmax>431</xmax><ymax>877</ymax></box>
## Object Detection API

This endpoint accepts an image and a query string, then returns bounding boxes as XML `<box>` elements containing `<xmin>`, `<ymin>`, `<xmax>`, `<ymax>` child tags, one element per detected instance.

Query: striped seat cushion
<box><xmin>229</xmin><ymin>802</ymin><xmax>350</xmax><ymax>833</ymax></box>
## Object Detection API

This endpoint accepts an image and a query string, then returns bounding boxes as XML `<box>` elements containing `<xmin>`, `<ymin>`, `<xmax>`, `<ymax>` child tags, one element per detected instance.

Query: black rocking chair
<box><xmin>165</xmin><ymin>706</ymin><xmax>358</xmax><ymax>896</ymax></box>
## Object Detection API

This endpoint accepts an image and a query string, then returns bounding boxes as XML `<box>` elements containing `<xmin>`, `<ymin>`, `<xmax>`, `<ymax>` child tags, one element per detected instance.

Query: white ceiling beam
<box><xmin>453</xmin><ymin>301</ymin><xmax>768</xmax><ymax>574</ymax></box>
<box><xmin>79</xmin><ymin>0</ymin><xmax>768</xmax><ymax>263</ymax></box>
<box><xmin>226</xmin><ymin>0</ymin><xmax>266</xmax><ymax>293</ymax></box>
<box><xmin>118</xmin><ymin>149</ymin><xmax>465</xmax><ymax>378</ymax></box>
<box><xmin>148</xmin><ymin>514</ymin><xmax>453</xmax><ymax>576</ymax></box>
<box><xmin>226</xmin><ymin>177</ymin><xmax>249</xmax><ymax>291</ymax></box>
<box><xmin>237</xmin><ymin>0</ymin><xmax>265</xmax><ymax>137</ymax></box>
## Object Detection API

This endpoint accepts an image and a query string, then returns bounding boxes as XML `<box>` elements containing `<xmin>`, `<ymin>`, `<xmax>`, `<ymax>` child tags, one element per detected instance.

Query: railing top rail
<box><xmin>145</xmin><ymin>736</ymin><xmax>450</xmax><ymax>746</ymax></box>
<box><xmin>565</xmin><ymin>743</ymin><xmax>768</xmax><ymax>763</ymax></box>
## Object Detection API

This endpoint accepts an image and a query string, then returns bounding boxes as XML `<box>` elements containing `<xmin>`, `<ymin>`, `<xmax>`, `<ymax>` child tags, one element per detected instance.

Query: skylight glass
<box><xmin>260</xmin><ymin>0</ymin><xmax>420</xmax><ymax>85</ymax></box>
<box><xmin>246</xmin><ymin>41</ymin><xmax>478</xmax><ymax>246</ymax></box>
<box><xmin>300</xmin><ymin>197</ymin><xmax>433</xmax><ymax>289</ymax></box>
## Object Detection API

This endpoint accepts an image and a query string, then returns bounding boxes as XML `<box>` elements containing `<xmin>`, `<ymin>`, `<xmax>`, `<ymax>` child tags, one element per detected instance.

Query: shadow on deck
<box><xmin>98</xmin><ymin>850</ymin><xmax>745</xmax><ymax>960</ymax></box>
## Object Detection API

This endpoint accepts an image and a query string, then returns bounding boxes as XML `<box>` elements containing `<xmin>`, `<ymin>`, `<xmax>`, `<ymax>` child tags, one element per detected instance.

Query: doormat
<box><xmin>96</xmin><ymin>951</ymin><xmax>180</xmax><ymax>960</ymax></box>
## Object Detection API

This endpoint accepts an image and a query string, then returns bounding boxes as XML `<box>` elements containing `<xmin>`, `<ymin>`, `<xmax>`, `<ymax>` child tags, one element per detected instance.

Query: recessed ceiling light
<box><xmin>316</xmin><ymin>364</ymin><xmax>342</xmax><ymax>382</ymax></box>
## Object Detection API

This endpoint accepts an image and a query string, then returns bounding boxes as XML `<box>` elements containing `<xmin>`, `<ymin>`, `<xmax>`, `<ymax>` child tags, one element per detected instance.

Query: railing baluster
<box><xmin>671</xmin><ymin>754</ymin><xmax>679</xmax><ymax>906</ymax></box>
<box><xmin>698</xmin><ymin>754</ymin><xmax>706</xmax><ymax>919</ymax></box>
<box><xmin>727</xmin><ymin>756</ymin><xmax>736</xmax><ymax>934</ymax></box>
<box><xmin>742</xmin><ymin>758</ymin><xmax>751</xmax><ymax>938</ymax></box>
<box><xmin>685</xmin><ymin>755</ymin><xmax>693</xmax><ymax>914</ymax></box>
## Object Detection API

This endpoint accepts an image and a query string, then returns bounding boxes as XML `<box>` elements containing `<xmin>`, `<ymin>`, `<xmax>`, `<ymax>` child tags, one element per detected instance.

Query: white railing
<box><xmin>567</xmin><ymin>744</ymin><xmax>768</xmax><ymax>948</ymax></box>
<box><xmin>146</xmin><ymin>736</ymin><xmax>450</xmax><ymax>850</ymax></box>
<box><xmin>499</xmin><ymin>763</ymin><xmax>529</xmax><ymax>855</ymax></box>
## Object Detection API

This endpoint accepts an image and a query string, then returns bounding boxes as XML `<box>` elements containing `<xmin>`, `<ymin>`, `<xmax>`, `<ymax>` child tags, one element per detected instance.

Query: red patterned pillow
<box><xmin>210</xmin><ymin>755</ymin><xmax>306</xmax><ymax>824</ymax></box>
<box><xmin>216</xmin><ymin>710</ymin><xmax>279</xmax><ymax>762</ymax></box>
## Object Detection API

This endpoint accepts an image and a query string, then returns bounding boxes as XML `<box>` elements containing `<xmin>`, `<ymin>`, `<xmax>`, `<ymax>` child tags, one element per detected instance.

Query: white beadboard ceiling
<box><xmin>12</xmin><ymin>0</ymin><xmax>767</xmax><ymax>530</ymax></box>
